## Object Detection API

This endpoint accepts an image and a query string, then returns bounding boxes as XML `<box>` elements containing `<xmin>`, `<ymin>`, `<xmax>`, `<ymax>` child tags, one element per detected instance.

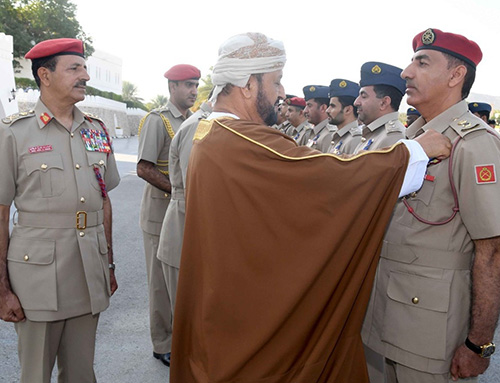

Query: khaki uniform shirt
<box><xmin>305</xmin><ymin>119</ymin><xmax>335</xmax><ymax>153</ymax></box>
<box><xmin>327</xmin><ymin>121</ymin><xmax>363</xmax><ymax>155</ymax></box>
<box><xmin>0</xmin><ymin>99</ymin><xmax>120</xmax><ymax>322</ymax></box>
<box><xmin>138</xmin><ymin>101</ymin><xmax>192</xmax><ymax>235</ymax></box>
<box><xmin>354</xmin><ymin>111</ymin><xmax>405</xmax><ymax>153</ymax></box>
<box><xmin>292</xmin><ymin>120</ymin><xmax>312</xmax><ymax>146</ymax></box>
<box><xmin>158</xmin><ymin>103</ymin><xmax>212</xmax><ymax>267</ymax></box>
<box><xmin>362</xmin><ymin>101</ymin><xmax>500</xmax><ymax>374</ymax></box>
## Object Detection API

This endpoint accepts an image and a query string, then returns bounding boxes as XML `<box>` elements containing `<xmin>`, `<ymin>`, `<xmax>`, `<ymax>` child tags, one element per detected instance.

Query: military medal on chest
<box><xmin>80</xmin><ymin>129</ymin><xmax>111</xmax><ymax>153</ymax></box>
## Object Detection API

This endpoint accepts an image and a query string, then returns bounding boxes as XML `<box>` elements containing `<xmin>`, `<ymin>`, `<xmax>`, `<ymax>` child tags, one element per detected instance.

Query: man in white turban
<box><xmin>170</xmin><ymin>32</ymin><xmax>451</xmax><ymax>383</ymax></box>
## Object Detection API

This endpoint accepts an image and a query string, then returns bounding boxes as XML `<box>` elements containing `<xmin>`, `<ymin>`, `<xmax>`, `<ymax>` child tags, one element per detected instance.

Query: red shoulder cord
<box><xmin>403</xmin><ymin>130</ymin><xmax>499</xmax><ymax>226</ymax></box>
<box><xmin>93</xmin><ymin>119</ymin><xmax>112</xmax><ymax>199</ymax></box>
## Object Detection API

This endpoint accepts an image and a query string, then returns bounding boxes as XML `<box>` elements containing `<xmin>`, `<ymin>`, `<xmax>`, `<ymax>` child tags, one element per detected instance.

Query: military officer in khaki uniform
<box><xmin>362</xmin><ymin>28</ymin><xmax>500</xmax><ymax>383</ymax></box>
<box><xmin>285</xmin><ymin>97</ymin><xmax>311</xmax><ymax>144</ymax></box>
<box><xmin>157</xmin><ymin>100</ymin><xmax>212</xmax><ymax>317</ymax></box>
<box><xmin>302</xmin><ymin>85</ymin><xmax>336</xmax><ymax>152</ymax></box>
<box><xmin>137</xmin><ymin>64</ymin><xmax>200</xmax><ymax>367</ymax></box>
<box><xmin>0</xmin><ymin>38</ymin><xmax>120</xmax><ymax>383</ymax></box>
<box><xmin>353</xmin><ymin>61</ymin><xmax>406</xmax><ymax>153</ymax></box>
<box><xmin>326</xmin><ymin>79</ymin><xmax>363</xmax><ymax>155</ymax></box>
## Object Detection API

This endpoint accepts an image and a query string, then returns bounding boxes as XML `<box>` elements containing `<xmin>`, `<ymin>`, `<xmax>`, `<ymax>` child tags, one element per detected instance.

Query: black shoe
<box><xmin>153</xmin><ymin>352</ymin><xmax>171</xmax><ymax>367</ymax></box>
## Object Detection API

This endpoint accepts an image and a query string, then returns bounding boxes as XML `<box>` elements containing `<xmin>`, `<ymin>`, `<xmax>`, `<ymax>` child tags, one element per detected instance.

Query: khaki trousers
<box><xmin>15</xmin><ymin>313</ymin><xmax>99</xmax><ymax>383</ymax></box>
<box><xmin>142</xmin><ymin>231</ymin><xmax>172</xmax><ymax>354</ymax></box>
<box><xmin>161</xmin><ymin>262</ymin><xmax>180</xmax><ymax>319</ymax></box>
<box><xmin>385</xmin><ymin>358</ymin><xmax>479</xmax><ymax>383</ymax></box>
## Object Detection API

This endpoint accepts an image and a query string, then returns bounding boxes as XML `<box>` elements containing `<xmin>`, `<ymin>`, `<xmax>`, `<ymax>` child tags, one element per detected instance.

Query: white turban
<box><xmin>210</xmin><ymin>32</ymin><xmax>286</xmax><ymax>103</ymax></box>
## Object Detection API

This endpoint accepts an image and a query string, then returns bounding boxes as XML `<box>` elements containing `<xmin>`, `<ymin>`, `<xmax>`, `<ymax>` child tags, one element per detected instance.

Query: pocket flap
<box><xmin>86</xmin><ymin>151</ymin><xmax>107</xmax><ymax>167</ymax></box>
<box><xmin>24</xmin><ymin>153</ymin><xmax>64</xmax><ymax>176</ymax></box>
<box><xmin>7</xmin><ymin>236</ymin><xmax>55</xmax><ymax>265</ymax></box>
<box><xmin>387</xmin><ymin>271</ymin><xmax>450</xmax><ymax>313</ymax></box>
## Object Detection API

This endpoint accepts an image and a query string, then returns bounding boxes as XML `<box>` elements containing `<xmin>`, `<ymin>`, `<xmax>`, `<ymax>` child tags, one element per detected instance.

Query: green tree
<box><xmin>0</xmin><ymin>0</ymin><xmax>93</xmax><ymax>65</ymax></box>
<box><xmin>146</xmin><ymin>95</ymin><xmax>169</xmax><ymax>111</ymax></box>
<box><xmin>122</xmin><ymin>81</ymin><xmax>143</xmax><ymax>103</ymax></box>
<box><xmin>193</xmin><ymin>73</ymin><xmax>213</xmax><ymax>110</ymax></box>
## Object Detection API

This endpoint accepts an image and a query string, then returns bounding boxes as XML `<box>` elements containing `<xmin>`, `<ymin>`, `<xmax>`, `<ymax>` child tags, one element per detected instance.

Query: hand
<box><xmin>0</xmin><ymin>290</ymin><xmax>25</xmax><ymax>322</ymax></box>
<box><xmin>450</xmin><ymin>344</ymin><xmax>490</xmax><ymax>381</ymax></box>
<box><xmin>414</xmin><ymin>129</ymin><xmax>452</xmax><ymax>160</ymax></box>
<box><xmin>109</xmin><ymin>269</ymin><xmax>118</xmax><ymax>296</ymax></box>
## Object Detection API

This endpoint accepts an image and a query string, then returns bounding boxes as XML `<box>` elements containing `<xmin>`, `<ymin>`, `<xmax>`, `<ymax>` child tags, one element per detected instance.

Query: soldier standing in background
<box><xmin>353</xmin><ymin>62</ymin><xmax>406</xmax><ymax>153</ymax></box>
<box><xmin>136</xmin><ymin>64</ymin><xmax>200</xmax><ymax>367</ymax></box>
<box><xmin>326</xmin><ymin>79</ymin><xmax>362</xmax><ymax>155</ymax></box>
<box><xmin>303</xmin><ymin>85</ymin><xmax>336</xmax><ymax>152</ymax></box>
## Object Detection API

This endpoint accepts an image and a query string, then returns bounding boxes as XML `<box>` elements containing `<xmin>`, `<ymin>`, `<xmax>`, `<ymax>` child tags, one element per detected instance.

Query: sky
<box><xmin>74</xmin><ymin>0</ymin><xmax>500</xmax><ymax>104</ymax></box>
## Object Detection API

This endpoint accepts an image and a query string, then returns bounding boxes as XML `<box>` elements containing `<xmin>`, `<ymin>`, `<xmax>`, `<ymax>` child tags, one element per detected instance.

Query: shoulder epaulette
<box><xmin>385</xmin><ymin>119</ymin><xmax>405</xmax><ymax>134</ymax></box>
<box><xmin>350</xmin><ymin>126</ymin><xmax>363</xmax><ymax>136</ymax></box>
<box><xmin>1</xmin><ymin>110</ymin><xmax>35</xmax><ymax>125</ymax></box>
<box><xmin>450</xmin><ymin>113</ymin><xmax>487</xmax><ymax>138</ymax></box>
<box><xmin>151</xmin><ymin>105</ymin><xmax>170</xmax><ymax>115</ymax></box>
<box><xmin>83</xmin><ymin>112</ymin><xmax>105</xmax><ymax>124</ymax></box>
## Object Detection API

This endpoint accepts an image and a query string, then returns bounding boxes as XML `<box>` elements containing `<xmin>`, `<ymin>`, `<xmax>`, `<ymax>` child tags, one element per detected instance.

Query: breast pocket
<box><xmin>23</xmin><ymin>153</ymin><xmax>65</xmax><ymax>198</ymax></box>
<box><xmin>86</xmin><ymin>151</ymin><xmax>108</xmax><ymax>192</ymax></box>
<box><xmin>395</xmin><ymin>178</ymin><xmax>437</xmax><ymax>227</ymax></box>
<box><xmin>7</xmin><ymin>236</ymin><xmax>57</xmax><ymax>311</ymax></box>
<box><xmin>381</xmin><ymin>271</ymin><xmax>450</xmax><ymax>360</ymax></box>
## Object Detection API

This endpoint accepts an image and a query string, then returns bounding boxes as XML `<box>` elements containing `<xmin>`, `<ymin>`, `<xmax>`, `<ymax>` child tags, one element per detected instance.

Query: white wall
<box><xmin>0</xmin><ymin>33</ymin><xmax>19</xmax><ymax>119</ymax></box>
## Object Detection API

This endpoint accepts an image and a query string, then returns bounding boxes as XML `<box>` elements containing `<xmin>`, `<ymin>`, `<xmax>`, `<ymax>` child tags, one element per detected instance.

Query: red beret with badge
<box><xmin>412</xmin><ymin>28</ymin><xmax>482</xmax><ymax>68</ymax></box>
<box><xmin>25</xmin><ymin>38</ymin><xmax>85</xmax><ymax>60</ymax></box>
<box><xmin>164</xmin><ymin>64</ymin><xmax>201</xmax><ymax>81</ymax></box>
<box><xmin>286</xmin><ymin>97</ymin><xmax>306</xmax><ymax>108</ymax></box>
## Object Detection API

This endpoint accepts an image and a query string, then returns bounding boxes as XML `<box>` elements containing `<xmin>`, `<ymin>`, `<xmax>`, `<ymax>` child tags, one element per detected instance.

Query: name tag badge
<box><xmin>29</xmin><ymin>145</ymin><xmax>53</xmax><ymax>153</ymax></box>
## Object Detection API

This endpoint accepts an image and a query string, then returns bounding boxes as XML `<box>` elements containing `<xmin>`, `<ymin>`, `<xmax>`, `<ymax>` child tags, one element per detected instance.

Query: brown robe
<box><xmin>171</xmin><ymin>118</ymin><xmax>409</xmax><ymax>383</ymax></box>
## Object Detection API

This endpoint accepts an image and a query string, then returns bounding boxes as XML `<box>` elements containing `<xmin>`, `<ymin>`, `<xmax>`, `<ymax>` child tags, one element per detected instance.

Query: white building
<box><xmin>0</xmin><ymin>33</ymin><xmax>19</xmax><ymax>119</ymax></box>
<box><xmin>86</xmin><ymin>49</ymin><xmax>122</xmax><ymax>95</ymax></box>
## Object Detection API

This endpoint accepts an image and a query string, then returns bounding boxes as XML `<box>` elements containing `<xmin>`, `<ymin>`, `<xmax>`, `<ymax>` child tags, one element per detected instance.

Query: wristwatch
<box><xmin>465</xmin><ymin>337</ymin><xmax>496</xmax><ymax>358</ymax></box>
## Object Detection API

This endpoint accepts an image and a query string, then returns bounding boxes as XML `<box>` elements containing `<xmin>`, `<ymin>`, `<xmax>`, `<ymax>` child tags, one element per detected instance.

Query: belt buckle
<box><xmin>76</xmin><ymin>211</ymin><xmax>87</xmax><ymax>230</ymax></box>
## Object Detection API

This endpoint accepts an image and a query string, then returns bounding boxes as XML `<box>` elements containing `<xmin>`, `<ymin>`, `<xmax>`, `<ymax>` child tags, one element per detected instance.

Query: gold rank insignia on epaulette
<box><xmin>451</xmin><ymin>115</ymin><xmax>486</xmax><ymax>138</ymax></box>
<box><xmin>385</xmin><ymin>120</ymin><xmax>404</xmax><ymax>133</ymax></box>
<box><xmin>2</xmin><ymin>110</ymin><xmax>35</xmax><ymax>125</ymax></box>
<box><xmin>83</xmin><ymin>112</ymin><xmax>105</xmax><ymax>124</ymax></box>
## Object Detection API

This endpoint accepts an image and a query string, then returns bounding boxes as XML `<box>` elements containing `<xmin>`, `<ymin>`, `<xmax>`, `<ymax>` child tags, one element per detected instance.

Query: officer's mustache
<box><xmin>75</xmin><ymin>81</ymin><xmax>87</xmax><ymax>88</ymax></box>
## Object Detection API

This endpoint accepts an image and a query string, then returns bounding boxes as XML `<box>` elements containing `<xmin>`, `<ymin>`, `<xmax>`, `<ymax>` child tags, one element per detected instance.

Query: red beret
<box><xmin>412</xmin><ymin>28</ymin><xmax>482</xmax><ymax>68</ymax></box>
<box><xmin>164</xmin><ymin>64</ymin><xmax>201</xmax><ymax>81</ymax></box>
<box><xmin>286</xmin><ymin>97</ymin><xmax>306</xmax><ymax>108</ymax></box>
<box><xmin>25</xmin><ymin>38</ymin><xmax>84</xmax><ymax>60</ymax></box>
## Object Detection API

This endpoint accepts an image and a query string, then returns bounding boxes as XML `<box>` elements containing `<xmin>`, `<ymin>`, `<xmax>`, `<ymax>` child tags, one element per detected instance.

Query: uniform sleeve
<box><xmin>0</xmin><ymin>126</ymin><xmax>17</xmax><ymax>206</ymax></box>
<box><xmin>398</xmin><ymin>139</ymin><xmax>428</xmax><ymax>198</ymax></box>
<box><xmin>137</xmin><ymin>113</ymin><xmax>167</xmax><ymax>164</ymax></box>
<box><xmin>104</xmin><ymin>151</ymin><xmax>120</xmax><ymax>192</ymax></box>
<box><xmin>456</xmin><ymin>132</ymin><xmax>500</xmax><ymax>239</ymax></box>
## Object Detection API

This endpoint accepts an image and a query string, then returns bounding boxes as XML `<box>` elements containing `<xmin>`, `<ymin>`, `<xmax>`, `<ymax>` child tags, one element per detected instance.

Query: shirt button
<box><xmin>23</xmin><ymin>254</ymin><xmax>29</xmax><ymax>261</ymax></box>
<box><xmin>41</xmin><ymin>163</ymin><xmax>48</xmax><ymax>170</ymax></box>
<box><xmin>80</xmin><ymin>197</ymin><xmax>86</xmax><ymax>203</ymax></box>
<box><xmin>410</xmin><ymin>192</ymin><xmax>417</xmax><ymax>198</ymax></box>
<box><xmin>412</xmin><ymin>297</ymin><xmax>419</xmax><ymax>304</ymax></box>
<box><xmin>98</xmin><ymin>160</ymin><xmax>105</xmax><ymax>166</ymax></box>
<box><xmin>79</xmin><ymin>231</ymin><xmax>85</xmax><ymax>237</ymax></box>
<box><xmin>75</xmin><ymin>164</ymin><xmax>81</xmax><ymax>169</ymax></box>
<box><xmin>70</xmin><ymin>132</ymin><xmax>74</xmax><ymax>137</ymax></box>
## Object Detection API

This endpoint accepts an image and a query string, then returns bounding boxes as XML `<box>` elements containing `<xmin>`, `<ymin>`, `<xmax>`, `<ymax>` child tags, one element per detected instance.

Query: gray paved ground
<box><xmin>0</xmin><ymin>136</ymin><xmax>499</xmax><ymax>382</ymax></box>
